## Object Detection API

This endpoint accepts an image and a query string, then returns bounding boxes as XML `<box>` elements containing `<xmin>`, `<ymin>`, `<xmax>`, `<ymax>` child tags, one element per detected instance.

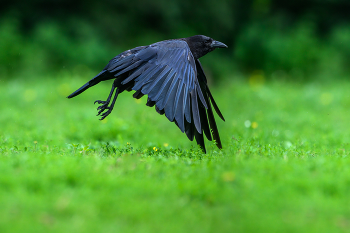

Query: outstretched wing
<box><xmin>105</xmin><ymin>40</ymin><xmax>223</xmax><ymax>152</ymax></box>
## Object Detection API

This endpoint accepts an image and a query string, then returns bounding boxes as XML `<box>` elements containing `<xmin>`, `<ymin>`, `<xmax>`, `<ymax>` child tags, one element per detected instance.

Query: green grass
<box><xmin>1</xmin><ymin>73</ymin><xmax>350</xmax><ymax>233</ymax></box>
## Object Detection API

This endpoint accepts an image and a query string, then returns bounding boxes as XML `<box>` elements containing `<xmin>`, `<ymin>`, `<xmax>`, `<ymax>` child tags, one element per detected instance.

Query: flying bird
<box><xmin>68</xmin><ymin>35</ymin><xmax>227</xmax><ymax>152</ymax></box>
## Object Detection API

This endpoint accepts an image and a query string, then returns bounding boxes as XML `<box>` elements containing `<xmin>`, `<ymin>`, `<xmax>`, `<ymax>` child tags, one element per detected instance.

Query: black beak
<box><xmin>211</xmin><ymin>40</ymin><xmax>228</xmax><ymax>49</ymax></box>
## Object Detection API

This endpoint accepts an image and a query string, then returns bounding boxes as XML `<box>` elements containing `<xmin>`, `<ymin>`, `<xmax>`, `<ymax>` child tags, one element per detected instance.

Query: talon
<box><xmin>102</xmin><ymin>112</ymin><xmax>108</xmax><ymax>117</ymax></box>
<box><xmin>94</xmin><ymin>100</ymin><xmax>108</xmax><ymax>105</ymax></box>
<box><xmin>94</xmin><ymin>99</ymin><xmax>113</xmax><ymax>120</ymax></box>
<box><xmin>97</xmin><ymin>109</ymin><xmax>104</xmax><ymax>116</ymax></box>
<box><xmin>99</xmin><ymin>109</ymin><xmax>112</xmax><ymax>120</ymax></box>
<box><xmin>99</xmin><ymin>112</ymin><xmax>109</xmax><ymax>120</ymax></box>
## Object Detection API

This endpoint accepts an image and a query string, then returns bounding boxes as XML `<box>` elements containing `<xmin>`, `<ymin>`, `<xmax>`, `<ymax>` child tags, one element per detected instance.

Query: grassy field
<box><xmin>1</xmin><ymin>72</ymin><xmax>350</xmax><ymax>233</ymax></box>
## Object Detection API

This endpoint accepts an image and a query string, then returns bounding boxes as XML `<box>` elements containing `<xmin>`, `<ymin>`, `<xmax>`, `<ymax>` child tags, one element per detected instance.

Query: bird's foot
<box><xmin>98</xmin><ymin>108</ymin><xmax>112</xmax><ymax>120</ymax></box>
<box><xmin>94</xmin><ymin>99</ymin><xmax>108</xmax><ymax>106</ymax></box>
<box><xmin>94</xmin><ymin>100</ymin><xmax>112</xmax><ymax>120</ymax></box>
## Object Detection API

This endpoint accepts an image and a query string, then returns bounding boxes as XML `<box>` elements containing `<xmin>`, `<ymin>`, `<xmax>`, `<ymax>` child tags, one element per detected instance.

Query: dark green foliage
<box><xmin>0</xmin><ymin>0</ymin><xmax>349</xmax><ymax>81</ymax></box>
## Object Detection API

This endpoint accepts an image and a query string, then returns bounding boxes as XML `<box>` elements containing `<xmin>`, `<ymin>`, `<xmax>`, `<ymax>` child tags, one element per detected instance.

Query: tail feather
<box><xmin>67</xmin><ymin>82</ymin><xmax>94</xmax><ymax>98</ymax></box>
<box><xmin>67</xmin><ymin>70</ymin><xmax>111</xmax><ymax>98</ymax></box>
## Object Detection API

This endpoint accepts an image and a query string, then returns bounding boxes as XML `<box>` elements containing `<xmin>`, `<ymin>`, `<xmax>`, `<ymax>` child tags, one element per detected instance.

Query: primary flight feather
<box><xmin>68</xmin><ymin>35</ymin><xmax>227</xmax><ymax>153</ymax></box>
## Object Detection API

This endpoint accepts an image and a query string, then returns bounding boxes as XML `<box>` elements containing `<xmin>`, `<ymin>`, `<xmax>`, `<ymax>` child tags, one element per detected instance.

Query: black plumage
<box><xmin>68</xmin><ymin>35</ymin><xmax>227</xmax><ymax>153</ymax></box>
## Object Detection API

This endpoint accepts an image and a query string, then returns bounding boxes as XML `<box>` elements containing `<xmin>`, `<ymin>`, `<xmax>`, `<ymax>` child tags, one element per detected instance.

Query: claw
<box><xmin>94</xmin><ymin>99</ymin><xmax>113</xmax><ymax>120</ymax></box>
<box><xmin>99</xmin><ymin>109</ymin><xmax>112</xmax><ymax>120</ymax></box>
<box><xmin>97</xmin><ymin>107</ymin><xmax>104</xmax><ymax>116</ymax></box>
<box><xmin>94</xmin><ymin>100</ymin><xmax>107</xmax><ymax>105</ymax></box>
<box><xmin>97</xmin><ymin>105</ymin><xmax>109</xmax><ymax>113</ymax></box>
<box><xmin>102</xmin><ymin>110</ymin><xmax>111</xmax><ymax>117</ymax></box>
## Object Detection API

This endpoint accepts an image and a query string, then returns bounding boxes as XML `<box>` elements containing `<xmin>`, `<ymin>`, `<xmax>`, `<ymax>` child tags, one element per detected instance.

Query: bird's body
<box><xmin>68</xmin><ymin>35</ymin><xmax>227</xmax><ymax>152</ymax></box>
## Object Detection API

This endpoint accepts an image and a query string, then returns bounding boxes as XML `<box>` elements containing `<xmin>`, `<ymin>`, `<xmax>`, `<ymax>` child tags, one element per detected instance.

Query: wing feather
<box><xmin>198</xmin><ymin>100</ymin><xmax>212</xmax><ymax>141</ymax></box>
<box><xmin>174</xmin><ymin>83</ymin><xmax>185</xmax><ymax>132</ymax></box>
<box><xmin>148</xmin><ymin>68</ymin><xmax>176</xmax><ymax>101</ymax></box>
<box><xmin>164</xmin><ymin>79</ymin><xmax>180</xmax><ymax>121</ymax></box>
<box><xmin>190</xmin><ymin>88</ymin><xmax>201</xmax><ymax>133</ymax></box>
<box><xmin>133</xmin><ymin>65</ymin><xmax>164</xmax><ymax>90</ymax></box>
<box><xmin>122</xmin><ymin>63</ymin><xmax>151</xmax><ymax>84</ymax></box>
<box><xmin>157</xmin><ymin>72</ymin><xmax>180</xmax><ymax>110</ymax></box>
<box><xmin>152</xmin><ymin>70</ymin><xmax>176</xmax><ymax>102</ymax></box>
<box><xmin>194</xmin><ymin>128</ymin><xmax>206</xmax><ymax>153</ymax></box>
<box><xmin>184</xmin><ymin>102</ymin><xmax>195</xmax><ymax>141</ymax></box>
<box><xmin>135</xmin><ymin>46</ymin><xmax>158</xmax><ymax>60</ymax></box>
<box><xmin>114</xmin><ymin>60</ymin><xmax>145</xmax><ymax>76</ymax></box>
<box><xmin>196</xmin><ymin>83</ymin><xmax>208</xmax><ymax>109</ymax></box>
<box><xmin>206</xmin><ymin>87</ymin><xmax>225</xmax><ymax>121</ymax></box>
<box><xmin>108</xmin><ymin>55</ymin><xmax>135</xmax><ymax>72</ymax></box>
<box><xmin>184</xmin><ymin>91</ymin><xmax>191</xmax><ymax>123</ymax></box>
<box><xmin>170</xmin><ymin>80</ymin><xmax>184</xmax><ymax>121</ymax></box>
<box><xmin>141</xmin><ymin>65</ymin><xmax>172</xmax><ymax>94</ymax></box>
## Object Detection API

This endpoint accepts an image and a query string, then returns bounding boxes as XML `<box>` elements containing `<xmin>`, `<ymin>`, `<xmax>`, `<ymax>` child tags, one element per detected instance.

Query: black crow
<box><xmin>68</xmin><ymin>35</ymin><xmax>227</xmax><ymax>152</ymax></box>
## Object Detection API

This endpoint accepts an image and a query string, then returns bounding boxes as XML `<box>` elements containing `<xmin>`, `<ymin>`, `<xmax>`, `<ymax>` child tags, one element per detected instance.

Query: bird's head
<box><xmin>185</xmin><ymin>35</ymin><xmax>228</xmax><ymax>59</ymax></box>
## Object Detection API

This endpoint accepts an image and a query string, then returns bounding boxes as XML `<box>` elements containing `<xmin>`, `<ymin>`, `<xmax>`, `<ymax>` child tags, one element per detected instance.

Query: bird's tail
<box><xmin>67</xmin><ymin>70</ymin><xmax>110</xmax><ymax>98</ymax></box>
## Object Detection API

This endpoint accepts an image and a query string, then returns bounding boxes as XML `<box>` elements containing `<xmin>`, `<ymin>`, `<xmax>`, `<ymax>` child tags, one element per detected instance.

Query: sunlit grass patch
<box><xmin>0</xmin><ymin>76</ymin><xmax>350</xmax><ymax>232</ymax></box>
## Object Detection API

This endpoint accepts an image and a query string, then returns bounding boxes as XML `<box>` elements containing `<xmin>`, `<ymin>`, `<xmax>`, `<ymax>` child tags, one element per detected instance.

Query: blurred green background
<box><xmin>1</xmin><ymin>0</ymin><xmax>350</xmax><ymax>82</ymax></box>
<box><xmin>1</xmin><ymin>2</ymin><xmax>350</xmax><ymax>232</ymax></box>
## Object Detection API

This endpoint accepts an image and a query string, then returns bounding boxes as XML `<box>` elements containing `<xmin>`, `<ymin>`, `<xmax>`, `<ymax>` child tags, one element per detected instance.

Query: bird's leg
<box><xmin>95</xmin><ymin>80</ymin><xmax>120</xmax><ymax>120</ymax></box>
<box><xmin>95</xmin><ymin>85</ymin><xmax>120</xmax><ymax>121</ymax></box>
<box><xmin>97</xmin><ymin>88</ymin><xmax>120</xmax><ymax>120</ymax></box>
<box><xmin>94</xmin><ymin>81</ymin><xmax>116</xmax><ymax>110</ymax></box>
